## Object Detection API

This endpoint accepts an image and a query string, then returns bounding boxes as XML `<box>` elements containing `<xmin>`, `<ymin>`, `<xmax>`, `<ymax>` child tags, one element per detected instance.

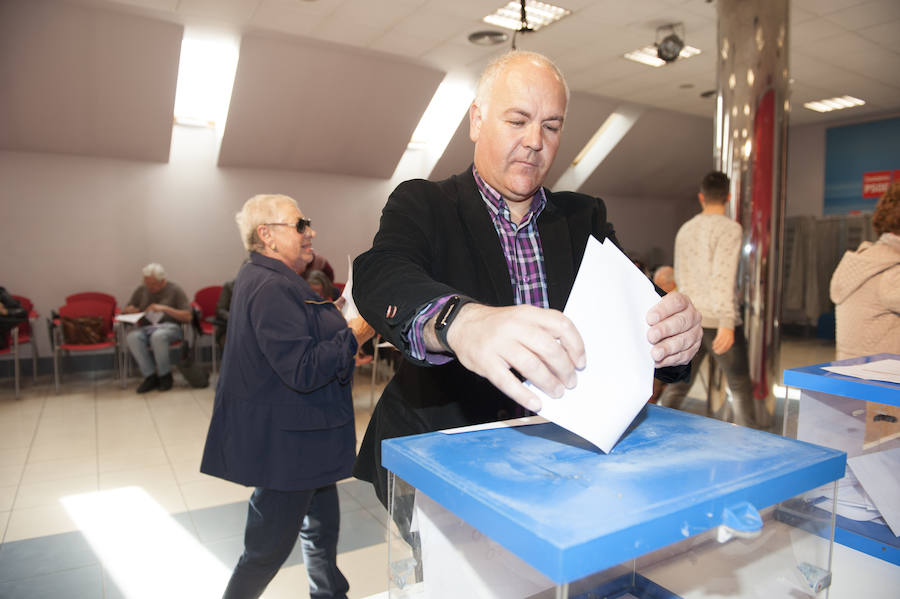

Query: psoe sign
<box><xmin>862</xmin><ymin>171</ymin><xmax>892</xmax><ymax>198</ymax></box>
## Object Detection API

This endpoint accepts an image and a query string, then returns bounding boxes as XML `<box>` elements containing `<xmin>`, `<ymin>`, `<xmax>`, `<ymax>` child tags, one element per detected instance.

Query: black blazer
<box><xmin>352</xmin><ymin>168</ymin><xmax>687</xmax><ymax>505</ymax></box>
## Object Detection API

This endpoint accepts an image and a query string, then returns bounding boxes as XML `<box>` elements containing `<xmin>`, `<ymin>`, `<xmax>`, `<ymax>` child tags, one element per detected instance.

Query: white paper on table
<box><xmin>529</xmin><ymin>236</ymin><xmax>660</xmax><ymax>453</ymax></box>
<box><xmin>848</xmin><ymin>448</ymin><xmax>900</xmax><ymax>536</ymax></box>
<box><xmin>339</xmin><ymin>255</ymin><xmax>360</xmax><ymax>321</ymax></box>
<box><xmin>439</xmin><ymin>415</ymin><xmax>548</xmax><ymax>435</ymax></box>
<box><xmin>114</xmin><ymin>312</ymin><xmax>144</xmax><ymax>324</ymax></box>
<box><xmin>822</xmin><ymin>359</ymin><xmax>900</xmax><ymax>384</ymax></box>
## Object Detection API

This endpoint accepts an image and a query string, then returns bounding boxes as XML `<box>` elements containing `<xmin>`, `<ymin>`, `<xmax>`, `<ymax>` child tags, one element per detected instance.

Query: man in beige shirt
<box><xmin>659</xmin><ymin>171</ymin><xmax>758</xmax><ymax>428</ymax></box>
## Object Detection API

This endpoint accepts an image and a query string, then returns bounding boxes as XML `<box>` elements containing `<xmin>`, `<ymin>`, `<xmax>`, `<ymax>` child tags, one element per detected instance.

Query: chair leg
<box><xmin>31</xmin><ymin>340</ymin><xmax>38</xmax><ymax>383</ymax></box>
<box><xmin>211</xmin><ymin>337</ymin><xmax>217</xmax><ymax>375</ymax></box>
<box><xmin>370</xmin><ymin>339</ymin><xmax>380</xmax><ymax>408</ymax></box>
<box><xmin>54</xmin><ymin>346</ymin><xmax>60</xmax><ymax>394</ymax></box>
<box><xmin>13</xmin><ymin>331</ymin><xmax>20</xmax><ymax>399</ymax></box>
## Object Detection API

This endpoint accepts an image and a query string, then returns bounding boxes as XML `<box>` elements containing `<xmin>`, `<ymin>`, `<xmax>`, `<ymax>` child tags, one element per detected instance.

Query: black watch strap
<box><xmin>434</xmin><ymin>295</ymin><xmax>473</xmax><ymax>353</ymax></box>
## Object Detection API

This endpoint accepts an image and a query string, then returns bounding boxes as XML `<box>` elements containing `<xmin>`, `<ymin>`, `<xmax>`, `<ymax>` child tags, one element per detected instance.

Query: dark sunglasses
<box><xmin>265</xmin><ymin>218</ymin><xmax>311</xmax><ymax>234</ymax></box>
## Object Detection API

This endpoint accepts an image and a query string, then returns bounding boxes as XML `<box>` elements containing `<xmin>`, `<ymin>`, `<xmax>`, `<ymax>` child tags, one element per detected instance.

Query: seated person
<box><xmin>215</xmin><ymin>279</ymin><xmax>235</xmax><ymax>349</ymax></box>
<box><xmin>301</xmin><ymin>251</ymin><xmax>334</xmax><ymax>282</ymax></box>
<box><xmin>123</xmin><ymin>263</ymin><xmax>192</xmax><ymax>393</ymax></box>
<box><xmin>0</xmin><ymin>287</ymin><xmax>27</xmax><ymax>350</ymax></box>
<box><xmin>306</xmin><ymin>269</ymin><xmax>339</xmax><ymax>301</ymax></box>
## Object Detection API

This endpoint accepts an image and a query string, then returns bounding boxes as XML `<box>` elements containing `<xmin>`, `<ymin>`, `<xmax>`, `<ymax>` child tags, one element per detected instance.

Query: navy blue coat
<box><xmin>200</xmin><ymin>252</ymin><xmax>358</xmax><ymax>491</ymax></box>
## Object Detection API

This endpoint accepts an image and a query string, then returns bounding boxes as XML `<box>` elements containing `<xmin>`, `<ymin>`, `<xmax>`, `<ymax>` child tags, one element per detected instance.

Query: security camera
<box><xmin>656</xmin><ymin>24</ymin><xmax>686</xmax><ymax>64</ymax></box>
<box><xmin>657</xmin><ymin>33</ymin><xmax>684</xmax><ymax>63</ymax></box>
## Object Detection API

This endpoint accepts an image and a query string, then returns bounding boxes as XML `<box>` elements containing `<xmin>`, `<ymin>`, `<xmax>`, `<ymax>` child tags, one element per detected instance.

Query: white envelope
<box><xmin>531</xmin><ymin>236</ymin><xmax>660</xmax><ymax>453</ymax></box>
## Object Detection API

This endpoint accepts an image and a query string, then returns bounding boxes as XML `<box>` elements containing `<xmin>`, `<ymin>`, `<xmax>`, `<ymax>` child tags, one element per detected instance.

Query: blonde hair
<box><xmin>235</xmin><ymin>194</ymin><xmax>299</xmax><ymax>252</ymax></box>
<box><xmin>474</xmin><ymin>50</ymin><xmax>569</xmax><ymax>116</ymax></box>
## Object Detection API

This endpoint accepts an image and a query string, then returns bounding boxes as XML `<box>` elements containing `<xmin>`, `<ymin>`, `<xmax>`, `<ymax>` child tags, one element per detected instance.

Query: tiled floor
<box><xmin>0</xmin><ymin>362</ymin><xmax>393</xmax><ymax>599</ymax></box>
<box><xmin>0</xmin><ymin>337</ymin><xmax>836</xmax><ymax>599</ymax></box>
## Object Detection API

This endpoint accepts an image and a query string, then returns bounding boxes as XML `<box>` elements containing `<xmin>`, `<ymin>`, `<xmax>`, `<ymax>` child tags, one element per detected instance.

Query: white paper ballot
<box><xmin>114</xmin><ymin>312</ymin><xmax>144</xmax><ymax>324</ymax></box>
<box><xmin>339</xmin><ymin>255</ymin><xmax>360</xmax><ymax>321</ymax></box>
<box><xmin>530</xmin><ymin>236</ymin><xmax>660</xmax><ymax>453</ymax></box>
<box><xmin>822</xmin><ymin>359</ymin><xmax>900</xmax><ymax>385</ymax></box>
<box><xmin>848</xmin><ymin>448</ymin><xmax>900</xmax><ymax>536</ymax></box>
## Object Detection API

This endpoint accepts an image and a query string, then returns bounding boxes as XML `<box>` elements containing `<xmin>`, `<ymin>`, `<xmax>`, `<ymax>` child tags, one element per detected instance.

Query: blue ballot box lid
<box><xmin>382</xmin><ymin>405</ymin><xmax>846</xmax><ymax>584</ymax></box>
<box><xmin>783</xmin><ymin>353</ymin><xmax>900</xmax><ymax>406</ymax></box>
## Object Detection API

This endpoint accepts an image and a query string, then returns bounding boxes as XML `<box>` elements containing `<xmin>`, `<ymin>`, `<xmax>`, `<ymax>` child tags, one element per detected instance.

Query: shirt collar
<box><xmin>472</xmin><ymin>165</ymin><xmax>546</xmax><ymax>225</ymax></box>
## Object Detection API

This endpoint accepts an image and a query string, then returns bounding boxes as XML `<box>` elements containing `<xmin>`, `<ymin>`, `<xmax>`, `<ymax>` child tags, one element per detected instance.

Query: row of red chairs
<box><xmin>3</xmin><ymin>287</ymin><xmax>226</xmax><ymax>397</ymax></box>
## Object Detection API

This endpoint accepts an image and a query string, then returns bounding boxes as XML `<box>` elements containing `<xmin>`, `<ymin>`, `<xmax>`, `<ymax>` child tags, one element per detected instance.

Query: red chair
<box><xmin>66</xmin><ymin>292</ymin><xmax>117</xmax><ymax>307</ymax></box>
<box><xmin>192</xmin><ymin>285</ymin><xmax>222</xmax><ymax>373</ymax></box>
<box><xmin>53</xmin><ymin>299</ymin><xmax>120</xmax><ymax>392</ymax></box>
<box><xmin>1</xmin><ymin>294</ymin><xmax>38</xmax><ymax>398</ymax></box>
<box><xmin>65</xmin><ymin>292</ymin><xmax>119</xmax><ymax>339</ymax></box>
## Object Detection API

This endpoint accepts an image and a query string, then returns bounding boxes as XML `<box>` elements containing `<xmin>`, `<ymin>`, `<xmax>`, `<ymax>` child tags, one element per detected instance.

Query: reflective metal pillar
<box><xmin>714</xmin><ymin>0</ymin><xmax>790</xmax><ymax>427</ymax></box>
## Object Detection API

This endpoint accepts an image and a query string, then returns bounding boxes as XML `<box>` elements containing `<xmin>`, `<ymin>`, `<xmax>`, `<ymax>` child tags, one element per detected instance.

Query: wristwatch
<box><xmin>434</xmin><ymin>295</ymin><xmax>474</xmax><ymax>353</ymax></box>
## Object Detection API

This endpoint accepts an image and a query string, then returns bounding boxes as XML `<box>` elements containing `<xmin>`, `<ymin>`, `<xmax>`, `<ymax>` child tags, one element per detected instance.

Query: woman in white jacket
<box><xmin>830</xmin><ymin>183</ymin><xmax>900</xmax><ymax>360</ymax></box>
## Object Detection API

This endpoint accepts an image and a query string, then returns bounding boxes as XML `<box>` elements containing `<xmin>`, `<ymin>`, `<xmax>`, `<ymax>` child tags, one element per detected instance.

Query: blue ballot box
<box><xmin>382</xmin><ymin>404</ymin><xmax>846</xmax><ymax>599</ymax></box>
<box><xmin>783</xmin><ymin>354</ymin><xmax>900</xmax><ymax>567</ymax></box>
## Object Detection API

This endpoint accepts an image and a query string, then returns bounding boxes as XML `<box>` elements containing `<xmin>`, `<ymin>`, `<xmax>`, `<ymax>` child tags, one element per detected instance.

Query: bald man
<box><xmin>352</xmin><ymin>51</ymin><xmax>702</xmax><ymax>506</ymax></box>
<box><xmin>653</xmin><ymin>265</ymin><xmax>676</xmax><ymax>293</ymax></box>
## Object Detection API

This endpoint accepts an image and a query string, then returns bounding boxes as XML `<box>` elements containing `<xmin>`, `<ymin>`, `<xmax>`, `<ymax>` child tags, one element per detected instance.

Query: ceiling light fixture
<box><xmin>656</xmin><ymin>23</ymin><xmax>686</xmax><ymax>63</ymax></box>
<box><xmin>467</xmin><ymin>30</ymin><xmax>510</xmax><ymax>46</ymax></box>
<box><xmin>482</xmin><ymin>1</ymin><xmax>571</xmax><ymax>33</ymax></box>
<box><xmin>623</xmin><ymin>43</ymin><xmax>701</xmax><ymax>68</ymax></box>
<box><xmin>803</xmin><ymin>95</ymin><xmax>865</xmax><ymax>113</ymax></box>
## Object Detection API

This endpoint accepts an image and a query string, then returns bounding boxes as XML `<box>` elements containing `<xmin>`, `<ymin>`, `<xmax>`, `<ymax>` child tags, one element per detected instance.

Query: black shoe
<box><xmin>158</xmin><ymin>372</ymin><xmax>173</xmax><ymax>391</ymax></box>
<box><xmin>137</xmin><ymin>374</ymin><xmax>159</xmax><ymax>394</ymax></box>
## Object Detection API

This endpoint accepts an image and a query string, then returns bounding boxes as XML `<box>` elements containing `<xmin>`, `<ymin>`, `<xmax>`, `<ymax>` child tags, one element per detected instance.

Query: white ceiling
<box><xmin>1</xmin><ymin>0</ymin><xmax>898</xmax><ymax>198</ymax></box>
<box><xmin>92</xmin><ymin>0</ymin><xmax>900</xmax><ymax>125</ymax></box>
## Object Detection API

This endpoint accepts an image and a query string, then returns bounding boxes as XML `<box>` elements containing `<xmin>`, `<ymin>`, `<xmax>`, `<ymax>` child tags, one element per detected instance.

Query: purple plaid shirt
<box><xmin>406</xmin><ymin>167</ymin><xmax>549</xmax><ymax>363</ymax></box>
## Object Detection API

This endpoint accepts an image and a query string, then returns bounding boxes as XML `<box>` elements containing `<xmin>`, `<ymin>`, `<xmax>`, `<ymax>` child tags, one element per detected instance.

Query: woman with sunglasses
<box><xmin>201</xmin><ymin>194</ymin><xmax>373</xmax><ymax>599</ymax></box>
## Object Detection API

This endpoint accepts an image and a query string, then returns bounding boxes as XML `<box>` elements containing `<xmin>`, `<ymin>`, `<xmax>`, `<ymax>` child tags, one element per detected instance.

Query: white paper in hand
<box><xmin>339</xmin><ymin>255</ymin><xmax>360</xmax><ymax>321</ymax></box>
<box><xmin>530</xmin><ymin>236</ymin><xmax>660</xmax><ymax>453</ymax></box>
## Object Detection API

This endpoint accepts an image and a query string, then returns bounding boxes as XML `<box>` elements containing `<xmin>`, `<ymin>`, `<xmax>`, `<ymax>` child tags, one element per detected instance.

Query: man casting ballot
<box><xmin>352</xmin><ymin>50</ymin><xmax>702</xmax><ymax>507</ymax></box>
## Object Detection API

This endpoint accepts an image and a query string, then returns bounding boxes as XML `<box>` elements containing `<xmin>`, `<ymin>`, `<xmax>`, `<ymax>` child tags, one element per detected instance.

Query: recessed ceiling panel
<box><xmin>579</xmin><ymin>108</ymin><xmax>714</xmax><ymax>200</ymax></box>
<box><xmin>0</xmin><ymin>0</ymin><xmax>182</xmax><ymax>162</ymax></box>
<box><xmin>218</xmin><ymin>33</ymin><xmax>445</xmax><ymax>178</ymax></box>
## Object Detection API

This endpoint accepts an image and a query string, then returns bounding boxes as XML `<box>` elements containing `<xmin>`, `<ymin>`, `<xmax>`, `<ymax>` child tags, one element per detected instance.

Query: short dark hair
<box><xmin>700</xmin><ymin>171</ymin><xmax>730</xmax><ymax>203</ymax></box>
<box><xmin>872</xmin><ymin>182</ymin><xmax>900</xmax><ymax>236</ymax></box>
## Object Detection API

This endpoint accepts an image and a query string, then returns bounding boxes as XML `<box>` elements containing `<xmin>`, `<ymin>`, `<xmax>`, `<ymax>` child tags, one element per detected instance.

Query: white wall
<box><xmin>786</xmin><ymin>122</ymin><xmax>827</xmax><ymax>217</ymax></box>
<box><xmin>603</xmin><ymin>194</ymin><xmax>697</xmax><ymax>270</ymax></box>
<box><xmin>5</xmin><ymin>114</ymin><xmax>832</xmax><ymax>359</ymax></box>
<box><xmin>0</xmin><ymin>125</ymin><xmax>392</xmax><ymax>355</ymax></box>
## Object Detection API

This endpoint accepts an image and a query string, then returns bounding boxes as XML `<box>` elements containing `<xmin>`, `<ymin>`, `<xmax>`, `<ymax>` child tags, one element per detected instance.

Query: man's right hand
<box><xmin>441</xmin><ymin>304</ymin><xmax>585</xmax><ymax>413</ymax></box>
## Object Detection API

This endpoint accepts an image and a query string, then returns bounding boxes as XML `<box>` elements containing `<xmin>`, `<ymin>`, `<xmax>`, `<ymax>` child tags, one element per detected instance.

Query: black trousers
<box><xmin>222</xmin><ymin>484</ymin><xmax>349</xmax><ymax>599</ymax></box>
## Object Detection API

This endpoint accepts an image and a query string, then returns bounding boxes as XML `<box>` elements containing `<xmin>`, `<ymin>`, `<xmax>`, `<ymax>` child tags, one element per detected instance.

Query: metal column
<box><xmin>714</xmin><ymin>0</ymin><xmax>790</xmax><ymax>427</ymax></box>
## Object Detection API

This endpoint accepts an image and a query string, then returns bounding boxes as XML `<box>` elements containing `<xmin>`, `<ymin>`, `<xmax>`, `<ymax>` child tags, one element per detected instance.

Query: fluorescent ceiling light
<box><xmin>409</xmin><ymin>77</ymin><xmax>474</xmax><ymax>148</ymax></box>
<box><xmin>173</xmin><ymin>30</ymin><xmax>240</xmax><ymax>133</ymax></box>
<box><xmin>483</xmin><ymin>1</ymin><xmax>571</xmax><ymax>32</ymax></box>
<box><xmin>803</xmin><ymin>95</ymin><xmax>865</xmax><ymax>113</ymax></box>
<box><xmin>623</xmin><ymin>44</ymin><xmax>701</xmax><ymax>68</ymax></box>
<box><xmin>552</xmin><ymin>105</ymin><xmax>644</xmax><ymax>192</ymax></box>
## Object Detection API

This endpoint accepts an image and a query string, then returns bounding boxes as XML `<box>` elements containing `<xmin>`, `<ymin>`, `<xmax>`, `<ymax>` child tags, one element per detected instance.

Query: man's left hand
<box><xmin>645</xmin><ymin>291</ymin><xmax>702</xmax><ymax>368</ymax></box>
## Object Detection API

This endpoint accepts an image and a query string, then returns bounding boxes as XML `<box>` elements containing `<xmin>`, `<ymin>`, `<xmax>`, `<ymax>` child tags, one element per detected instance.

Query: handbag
<box><xmin>177</xmin><ymin>339</ymin><xmax>210</xmax><ymax>388</ymax></box>
<box><xmin>61</xmin><ymin>315</ymin><xmax>106</xmax><ymax>345</ymax></box>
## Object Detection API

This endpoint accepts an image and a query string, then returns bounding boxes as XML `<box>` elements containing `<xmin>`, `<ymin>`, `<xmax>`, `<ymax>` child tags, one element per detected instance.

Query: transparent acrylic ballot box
<box><xmin>783</xmin><ymin>353</ymin><xmax>900</xmax><ymax>567</ymax></box>
<box><xmin>382</xmin><ymin>404</ymin><xmax>845</xmax><ymax>599</ymax></box>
